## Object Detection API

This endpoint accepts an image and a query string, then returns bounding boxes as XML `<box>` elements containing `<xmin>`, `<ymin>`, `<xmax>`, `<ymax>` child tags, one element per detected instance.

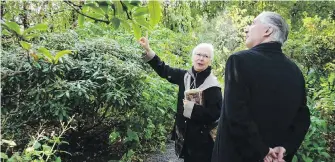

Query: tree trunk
<box><xmin>1</xmin><ymin>1</ymin><xmax>5</xmax><ymax>20</ymax></box>
<box><xmin>22</xmin><ymin>1</ymin><xmax>29</xmax><ymax>29</ymax></box>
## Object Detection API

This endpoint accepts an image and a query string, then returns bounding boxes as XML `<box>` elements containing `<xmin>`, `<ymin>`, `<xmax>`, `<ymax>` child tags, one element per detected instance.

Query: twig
<box><xmin>45</xmin><ymin>115</ymin><xmax>75</xmax><ymax>161</ymax></box>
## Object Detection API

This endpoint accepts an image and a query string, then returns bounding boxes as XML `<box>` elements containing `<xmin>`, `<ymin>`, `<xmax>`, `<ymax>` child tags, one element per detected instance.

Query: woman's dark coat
<box><xmin>147</xmin><ymin>54</ymin><xmax>222</xmax><ymax>161</ymax></box>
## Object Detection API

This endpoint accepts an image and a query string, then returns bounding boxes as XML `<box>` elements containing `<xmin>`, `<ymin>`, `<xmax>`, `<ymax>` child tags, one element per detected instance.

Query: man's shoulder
<box><xmin>227</xmin><ymin>49</ymin><xmax>255</xmax><ymax>61</ymax></box>
<box><xmin>231</xmin><ymin>49</ymin><xmax>252</xmax><ymax>57</ymax></box>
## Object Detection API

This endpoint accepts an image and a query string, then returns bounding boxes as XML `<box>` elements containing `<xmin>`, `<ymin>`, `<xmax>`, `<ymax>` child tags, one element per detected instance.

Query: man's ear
<box><xmin>264</xmin><ymin>27</ymin><xmax>273</xmax><ymax>37</ymax></box>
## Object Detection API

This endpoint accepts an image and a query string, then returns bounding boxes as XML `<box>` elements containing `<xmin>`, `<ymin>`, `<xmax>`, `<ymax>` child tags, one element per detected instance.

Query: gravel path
<box><xmin>146</xmin><ymin>140</ymin><xmax>183</xmax><ymax>162</ymax></box>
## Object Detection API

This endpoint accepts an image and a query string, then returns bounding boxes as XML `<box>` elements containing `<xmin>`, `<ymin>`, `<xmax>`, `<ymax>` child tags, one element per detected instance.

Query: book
<box><xmin>185</xmin><ymin>89</ymin><xmax>203</xmax><ymax>105</ymax></box>
<box><xmin>184</xmin><ymin>88</ymin><xmax>218</xmax><ymax>141</ymax></box>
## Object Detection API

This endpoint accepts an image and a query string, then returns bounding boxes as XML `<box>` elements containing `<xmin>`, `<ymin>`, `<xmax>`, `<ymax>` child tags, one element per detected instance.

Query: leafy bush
<box><xmin>1</xmin><ymin>30</ymin><xmax>182</xmax><ymax>161</ymax></box>
<box><xmin>293</xmin><ymin>67</ymin><xmax>335</xmax><ymax>162</ymax></box>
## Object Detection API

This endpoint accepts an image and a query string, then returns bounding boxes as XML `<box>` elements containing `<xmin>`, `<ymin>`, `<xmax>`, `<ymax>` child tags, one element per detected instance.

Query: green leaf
<box><xmin>320</xmin><ymin>152</ymin><xmax>330</xmax><ymax>158</ymax></box>
<box><xmin>133</xmin><ymin>7</ymin><xmax>149</xmax><ymax>17</ymax></box>
<box><xmin>292</xmin><ymin>155</ymin><xmax>298</xmax><ymax>162</ymax></box>
<box><xmin>132</xmin><ymin>21</ymin><xmax>141</xmax><ymax>40</ymax></box>
<box><xmin>98</xmin><ymin>1</ymin><xmax>109</xmax><ymax>14</ymax></box>
<box><xmin>33</xmin><ymin>142</ymin><xmax>41</xmax><ymax>149</ymax></box>
<box><xmin>2</xmin><ymin>29</ymin><xmax>11</xmax><ymax>36</ymax></box>
<box><xmin>23</xmin><ymin>23</ymin><xmax>48</xmax><ymax>35</ymax></box>
<box><xmin>20</xmin><ymin>41</ymin><xmax>31</xmax><ymax>50</ymax></box>
<box><xmin>302</xmin><ymin>156</ymin><xmax>313</xmax><ymax>162</ymax></box>
<box><xmin>38</xmin><ymin>47</ymin><xmax>53</xmax><ymax>63</ymax></box>
<box><xmin>114</xmin><ymin>1</ymin><xmax>124</xmax><ymax>17</ymax></box>
<box><xmin>86</xmin><ymin>3</ymin><xmax>105</xmax><ymax>16</ymax></box>
<box><xmin>42</xmin><ymin>145</ymin><xmax>51</xmax><ymax>152</ymax></box>
<box><xmin>134</xmin><ymin>16</ymin><xmax>150</xmax><ymax>29</ymax></box>
<box><xmin>109</xmin><ymin>131</ymin><xmax>120</xmax><ymax>143</ymax></box>
<box><xmin>65</xmin><ymin>91</ymin><xmax>70</xmax><ymax>98</ymax></box>
<box><xmin>23</xmin><ymin>33</ymin><xmax>40</xmax><ymax>40</ymax></box>
<box><xmin>4</xmin><ymin>21</ymin><xmax>22</xmax><ymax>35</ymax></box>
<box><xmin>121</xmin><ymin>19</ymin><xmax>131</xmax><ymax>31</ymax></box>
<box><xmin>82</xmin><ymin>5</ymin><xmax>90</xmax><ymax>12</ymax></box>
<box><xmin>78</xmin><ymin>15</ymin><xmax>84</xmax><ymax>27</ymax></box>
<box><xmin>87</xmin><ymin>12</ymin><xmax>105</xmax><ymax>20</ymax></box>
<box><xmin>54</xmin><ymin>50</ymin><xmax>72</xmax><ymax>64</ymax></box>
<box><xmin>33</xmin><ymin>62</ymin><xmax>41</xmax><ymax>69</ymax></box>
<box><xmin>0</xmin><ymin>152</ymin><xmax>8</xmax><ymax>159</ymax></box>
<box><xmin>111</xmin><ymin>17</ymin><xmax>121</xmax><ymax>29</ymax></box>
<box><xmin>148</xmin><ymin>1</ymin><xmax>161</xmax><ymax>27</ymax></box>
<box><xmin>126</xmin><ymin>149</ymin><xmax>134</xmax><ymax>158</ymax></box>
<box><xmin>1</xmin><ymin>139</ymin><xmax>17</xmax><ymax>147</ymax></box>
<box><xmin>157</xmin><ymin>107</ymin><xmax>165</xmax><ymax>114</ymax></box>
<box><xmin>124</xmin><ymin>129</ymin><xmax>139</xmax><ymax>143</ymax></box>
<box><xmin>55</xmin><ymin>157</ymin><xmax>62</xmax><ymax>162</ymax></box>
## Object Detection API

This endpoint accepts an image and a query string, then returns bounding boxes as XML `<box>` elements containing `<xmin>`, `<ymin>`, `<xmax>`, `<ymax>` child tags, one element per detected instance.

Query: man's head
<box><xmin>192</xmin><ymin>43</ymin><xmax>214</xmax><ymax>72</ymax></box>
<box><xmin>245</xmin><ymin>11</ymin><xmax>289</xmax><ymax>48</ymax></box>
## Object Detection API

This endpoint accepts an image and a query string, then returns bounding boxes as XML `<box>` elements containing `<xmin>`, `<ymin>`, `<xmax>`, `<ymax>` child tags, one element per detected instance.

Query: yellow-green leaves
<box><xmin>38</xmin><ymin>47</ymin><xmax>72</xmax><ymax>64</ymax></box>
<box><xmin>114</xmin><ymin>1</ymin><xmax>124</xmax><ymax>17</ymax></box>
<box><xmin>38</xmin><ymin>47</ymin><xmax>53</xmax><ymax>63</ymax></box>
<box><xmin>3</xmin><ymin>21</ymin><xmax>22</xmax><ymax>35</ymax></box>
<box><xmin>19</xmin><ymin>41</ymin><xmax>31</xmax><ymax>50</ymax></box>
<box><xmin>148</xmin><ymin>1</ymin><xmax>162</xmax><ymax>28</ymax></box>
<box><xmin>78</xmin><ymin>15</ymin><xmax>85</xmax><ymax>27</ymax></box>
<box><xmin>54</xmin><ymin>50</ymin><xmax>72</xmax><ymax>64</ymax></box>
<box><xmin>132</xmin><ymin>21</ymin><xmax>141</xmax><ymax>40</ymax></box>
<box><xmin>75</xmin><ymin>1</ymin><xmax>163</xmax><ymax>40</ymax></box>
<box><xmin>2</xmin><ymin>21</ymin><xmax>48</xmax><ymax>40</ymax></box>
<box><xmin>133</xmin><ymin>7</ymin><xmax>148</xmax><ymax>17</ymax></box>
<box><xmin>23</xmin><ymin>24</ymin><xmax>48</xmax><ymax>35</ymax></box>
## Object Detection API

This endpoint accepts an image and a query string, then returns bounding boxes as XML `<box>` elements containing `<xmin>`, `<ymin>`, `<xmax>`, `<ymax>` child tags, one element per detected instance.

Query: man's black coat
<box><xmin>212</xmin><ymin>42</ymin><xmax>311</xmax><ymax>162</ymax></box>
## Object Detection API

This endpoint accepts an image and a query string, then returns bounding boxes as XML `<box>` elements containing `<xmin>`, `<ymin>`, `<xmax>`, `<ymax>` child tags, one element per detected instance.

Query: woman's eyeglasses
<box><xmin>195</xmin><ymin>53</ymin><xmax>210</xmax><ymax>59</ymax></box>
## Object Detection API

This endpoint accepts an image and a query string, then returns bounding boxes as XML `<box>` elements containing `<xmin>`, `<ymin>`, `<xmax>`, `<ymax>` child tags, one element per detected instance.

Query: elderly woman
<box><xmin>139</xmin><ymin>36</ymin><xmax>222</xmax><ymax>162</ymax></box>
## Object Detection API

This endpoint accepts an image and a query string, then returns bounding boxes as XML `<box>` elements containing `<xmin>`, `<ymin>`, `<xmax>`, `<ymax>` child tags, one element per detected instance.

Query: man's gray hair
<box><xmin>258</xmin><ymin>11</ymin><xmax>289</xmax><ymax>44</ymax></box>
<box><xmin>192</xmin><ymin>43</ymin><xmax>215</xmax><ymax>61</ymax></box>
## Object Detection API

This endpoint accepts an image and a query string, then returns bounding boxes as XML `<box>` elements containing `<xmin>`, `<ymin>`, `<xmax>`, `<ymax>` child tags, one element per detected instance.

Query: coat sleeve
<box><xmin>146</xmin><ymin>54</ymin><xmax>186</xmax><ymax>85</ymax></box>
<box><xmin>223</xmin><ymin>54</ymin><xmax>269</xmax><ymax>160</ymax></box>
<box><xmin>283</xmin><ymin>76</ymin><xmax>311</xmax><ymax>155</ymax></box>
<box><xmin>190</xmin><ymin>87</ymin><xmax>222</xmax><ymax>125</ymax></box>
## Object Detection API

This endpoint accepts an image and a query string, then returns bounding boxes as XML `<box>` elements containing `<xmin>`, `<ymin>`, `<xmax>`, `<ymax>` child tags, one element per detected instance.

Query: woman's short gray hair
<box><xmin>257</xmin><ymin>11</ymin><xmax>289</xmax><ymax>44</ymax></box>
<box><xmin>192</xmin><ymin>43</ymin><xmax>215</xmax><ymax>61</ymax></box>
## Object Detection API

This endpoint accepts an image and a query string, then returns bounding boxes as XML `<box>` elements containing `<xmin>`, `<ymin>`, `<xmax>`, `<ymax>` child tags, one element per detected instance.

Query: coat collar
<box><xmin>251</xmin><ymin>41</ymin><xmax>283</xmax><ymax>54</ymax></box>
<box><xmin>189</xmin><ymin>66</ymin><xmax>212</xmax><ymax>80</ymax></box>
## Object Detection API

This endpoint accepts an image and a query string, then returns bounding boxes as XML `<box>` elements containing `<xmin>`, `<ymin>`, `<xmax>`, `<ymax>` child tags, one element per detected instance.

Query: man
<box><xmin>139</xmin><ymin>35</ymin><xmax>222</xmax><ymax>162</ymax></box>
<box><xmin>212</xmin><ymin>11</ymin><xmax>311</xmax><ymax>162</ymax></box>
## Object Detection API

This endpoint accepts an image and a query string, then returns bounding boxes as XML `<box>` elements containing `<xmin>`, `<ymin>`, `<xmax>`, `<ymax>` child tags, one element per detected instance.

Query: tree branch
<box><xmin>64</xmin><ymin>0</ymin><xmax>110</xmax><ymax>24</ymax></box>
<box><xmin>120</xmin><ymin>1</ymin><xmax>131</xmax><ymax>20</ymax></box>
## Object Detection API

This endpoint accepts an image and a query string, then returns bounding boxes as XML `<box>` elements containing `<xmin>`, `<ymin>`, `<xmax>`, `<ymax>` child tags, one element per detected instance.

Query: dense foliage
<box><xmin>1</xmin><ymin>1</ymin><xmax>334</xmax><ymax>161</ymax></box>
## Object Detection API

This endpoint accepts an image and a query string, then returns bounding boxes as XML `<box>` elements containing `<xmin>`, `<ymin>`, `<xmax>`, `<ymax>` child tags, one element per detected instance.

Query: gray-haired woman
<box><xmin>139</xmin><ymin>35</ymin><xmax>222</xmax><ymax>162</ymax></box>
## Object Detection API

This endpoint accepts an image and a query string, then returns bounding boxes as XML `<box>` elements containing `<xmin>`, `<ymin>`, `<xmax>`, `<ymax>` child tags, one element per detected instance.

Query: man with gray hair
<box><xmin>212</xmin><ymin>12</ymin><xmax>310</xmax><ymax>162</ymax></box>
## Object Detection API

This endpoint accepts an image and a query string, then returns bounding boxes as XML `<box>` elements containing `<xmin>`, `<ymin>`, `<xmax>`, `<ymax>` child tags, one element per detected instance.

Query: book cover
<box><xmin>184</xmin><ymin>89</ymin><xmax>203</xmax><ymax>105</ymax></box>
<box><xmin>184</xmin><ymin>88</ymin><xmax>218</xmax><ymax>141</ymax></box>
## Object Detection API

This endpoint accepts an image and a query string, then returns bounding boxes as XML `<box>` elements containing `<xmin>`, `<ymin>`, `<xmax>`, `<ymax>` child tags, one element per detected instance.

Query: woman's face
<box><xmin>192</xmin><ymin>46</ymin><xmax>211</xmax><ymax>72</ymax></box>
